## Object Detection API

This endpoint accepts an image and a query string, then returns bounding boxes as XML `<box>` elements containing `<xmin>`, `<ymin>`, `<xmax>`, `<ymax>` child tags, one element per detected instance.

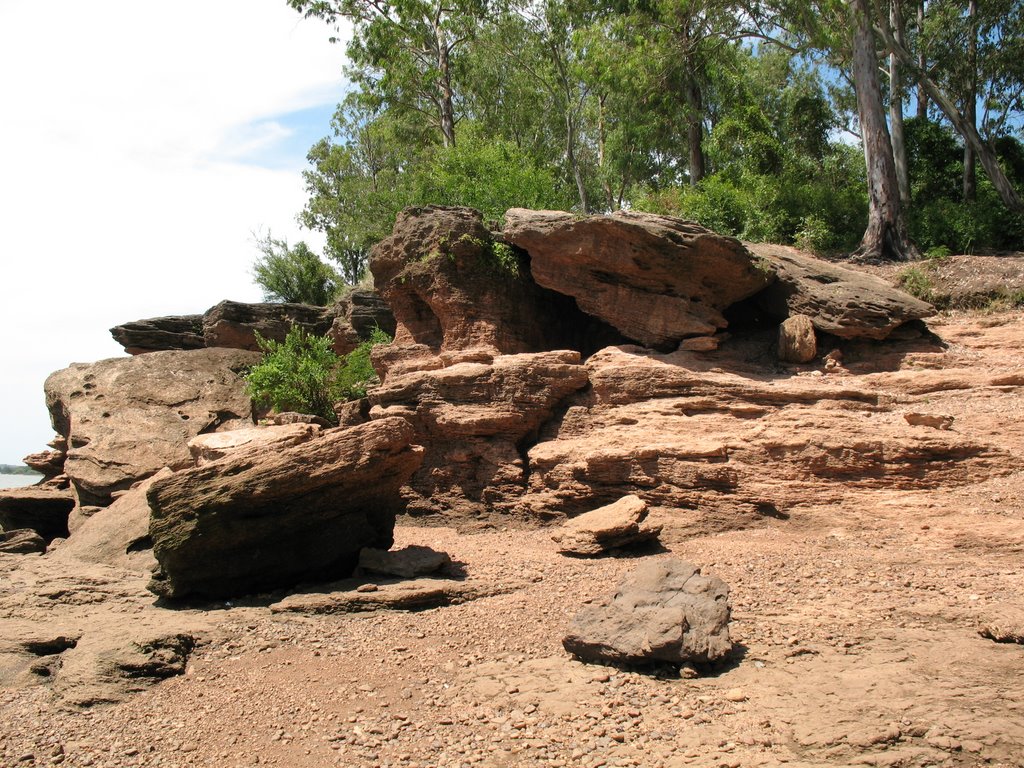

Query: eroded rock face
<box><xmin>44</xmin><ymin>348</ymin><xmax>259</xmax><ymax>506</ymax></box>
<box><xmin>0</xmin><ymin>486</ymin><xmax>75</xmax><ymax>542</ymax></box>
<box><xmin>369</xmin><ymin>350</ymin><xmax>590</xmax><ymax>516</ymax></box>
<box><xmin>503</xmin><ymin>209</ymin><xmax>775</xmax><ymax>350</ymax></box>
<box><xmin>328</xmin><ymin>289</ymin><xmax>397</xmax><ymax>356</ymax></box>
<box><xmin>109</xmin><ymin>315</ymin><xmax>205</xmax><ymax>355</ymax></box>
<box><xmin>520</xmin><ymin>342</ymin><xmax>1004</xmax><ymax>529</ymax></box>
<box><xmin>371</xmin><ymin>206</ymin><xmax>619</xmax><ymax>357</ymax></box>
<box><xmin>146</xmin><ymin>417</ymin><xmax>424</xmax><ymax>600</ymax></box>
<box><xmin>562</xmin><ymin>559</ymin><xmax>733</xmax><ymax>666</ymax></box>
<box><xmin>750</xmin><ymin>243</ymin><xmax>935</xmax><ymax>339</ymax></box>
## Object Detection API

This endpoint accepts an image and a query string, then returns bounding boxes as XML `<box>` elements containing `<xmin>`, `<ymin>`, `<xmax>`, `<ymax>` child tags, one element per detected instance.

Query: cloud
<box><xmin>0</xmin><ymin>0</ymin><xmax>351</xmax><ymax>463</ymax></box>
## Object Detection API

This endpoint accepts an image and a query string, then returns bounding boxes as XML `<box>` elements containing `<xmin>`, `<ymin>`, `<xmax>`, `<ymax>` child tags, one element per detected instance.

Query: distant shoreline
<box><xmin>0</xmin><ymin>464</ymin><xmax>42</xmax><ymax>476</ymax></box>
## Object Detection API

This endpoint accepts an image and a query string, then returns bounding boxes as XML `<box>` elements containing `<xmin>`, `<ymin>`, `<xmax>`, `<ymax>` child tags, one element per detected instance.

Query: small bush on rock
<box><xmin>245</xmin><ymin>326</ymin><xmax>392</xmax><ymax>422</ymax></box>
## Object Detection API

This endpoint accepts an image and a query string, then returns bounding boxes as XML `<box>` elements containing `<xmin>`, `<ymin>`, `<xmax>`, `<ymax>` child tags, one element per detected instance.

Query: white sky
<box><xmin>0</xmin><ymin>0</ymin><xmax>350</xmax><ymax>464</ymax></box>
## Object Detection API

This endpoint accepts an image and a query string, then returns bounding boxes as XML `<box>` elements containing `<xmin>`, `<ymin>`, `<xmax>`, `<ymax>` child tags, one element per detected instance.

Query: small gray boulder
<box><xmin>563</xmin><ymin>559</ymin><xmax>732</xmax><ymax>666</ymax></box>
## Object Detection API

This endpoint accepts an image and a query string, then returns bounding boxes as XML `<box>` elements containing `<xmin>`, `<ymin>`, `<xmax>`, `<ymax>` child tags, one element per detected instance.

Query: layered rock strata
<box><xmin>369</xmin><ymin>350</ymin><xmax>589</xmax><ymax>516</ymax></box>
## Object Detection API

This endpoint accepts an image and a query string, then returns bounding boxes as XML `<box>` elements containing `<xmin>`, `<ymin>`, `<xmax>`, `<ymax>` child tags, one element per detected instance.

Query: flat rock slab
<box><xmin>147</xmin><ymin>418</ymin><xmax>424</xmax><ymax>600</ymax></box>
<box><xmin>359</xmin><ymin>545</ymin><xmax>452</xmax><ymax>578</ymax></box>
<box><xmin>563</xmin><ymin>558</ymin><xmax>732</xmax><ymax>666</ymax></box>
<box><xmin>504</xmin><ymin>209</ymin><xmax>774</xmax><ymax>349</ymax></box>
<box><xmin>551</xmin><ymin>494</ymin><xmax>662</xmax><ymax>556</ymax></box>
<box><xmin>0</xmin><ymin>529</ymin><xmax>46</xmax><ymax>554</ymax></box>
<box><xmin>269</xmin><ymin>576</ymin><xmax>523</xmax><ymax>614</ymax></box>
<box><xmin>750</xmin><ymin>243</ymin><xmax>935</xmax><ymax>339</ymax></box>
<box><xmin>109</xmin><ymin>315</ymin><xmax>205</xmax><ymax>355</ymax></box>
<box><xmin>187</xmin><ymin>423</ymin><xmax>321</xmax><ymax>466</ymax></box>
<box><xmin>0</xmin><ymin>486</ymin><xmax>74</xmax><ymax>542</ymax></box>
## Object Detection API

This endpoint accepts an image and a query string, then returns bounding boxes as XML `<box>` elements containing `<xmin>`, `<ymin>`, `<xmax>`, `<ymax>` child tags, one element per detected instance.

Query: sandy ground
<box><xmin>2</xmin><ymin>311</ymin><xmax>1024</xmax><ymax>768</ymax></box>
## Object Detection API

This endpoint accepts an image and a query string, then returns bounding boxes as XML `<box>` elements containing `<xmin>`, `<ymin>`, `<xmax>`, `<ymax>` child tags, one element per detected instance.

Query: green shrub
<box><xmin>245</xmin><ymin>326</ymin><xmax>392</xmax><ymax>422</ymax></box>
<box><xmin>897</xmin><ymin>267</ymin><xmax>935</xmax><ymax>303</ymax></box>
<box><xmin>334</xmin><ymin>327</ymin><xmax>392</xmax><ymax>401</ymax></box>
<box><xmin>251</xmin><ymin>233</ymin><xmax>341</xmax><ymax>306</ymax></box>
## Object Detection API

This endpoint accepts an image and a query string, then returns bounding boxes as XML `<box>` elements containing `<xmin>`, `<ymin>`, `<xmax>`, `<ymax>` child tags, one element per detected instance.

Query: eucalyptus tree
<box><xmin>876</xmin><ymin>0</ymin><xmax>1024</xmax><ymax>213</ymax></box>
<box><xmin>288</xmin><ymin>0</ymin><xmax>490</xmax><ymax>147</ymax></box>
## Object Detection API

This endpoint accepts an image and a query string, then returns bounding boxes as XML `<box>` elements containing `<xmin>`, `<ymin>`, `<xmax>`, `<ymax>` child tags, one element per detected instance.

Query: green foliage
<box><xmin>251</xmin><ymin>233</ymin><xmax>340</xmax><ymax>306</ymax></box>
<box><xmin>897</xmin><ymin>267</ymin><xmax>937</xmax><ymax>304</ymax></box>
<box><xmin>413</xmin><ymin>125</ymin><xmax>573</xmax><ymax>220</ymax></box>
<box><xmin>245</xmin><ymin>326</ymin><xmax>392</xmax><ymax>422</ymax></box>
<box><xmin>334</xmin><ymin>326</ymin><xmax>392</xmax><ymax>401</ymax></box>
<box><xmin>905</xmin><ymin>119</ymin><xmax>1024</xmax><ymax>252</ymax></box>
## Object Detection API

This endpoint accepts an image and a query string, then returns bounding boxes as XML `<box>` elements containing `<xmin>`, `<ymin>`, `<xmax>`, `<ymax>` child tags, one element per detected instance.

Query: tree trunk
<box><xmin>877</xmin><ymin>14</ymin><xmax>1024</xmax><ymax>213</ymax></box>
<box><xmin>598</xmin><ymin>93</ymin><xmax>614</xmax><ymax>211</ymax></box>
<box><xmin>566</xmin><ymin>113</ymin><xmax>589</xmax><ymax>212</ymax></box>
<box><xmin>435</xmin><ymin>20</ymin><xmax>456</xmax><ymax>148</ymax></box>
<box><xmin>850</xmin><ymin>0</ymin><xmax>917</xmax><ymax>261</ymax></box>
<box><xmin>963</xmin><ymin>0</ymin><xmax>977</xmax><ymax>202</ymax></box>
<box><xmin>683</xmin><ymin>77</ymin><xmax>706</xmax><ymax>186</ymax></box>
<box><xmin>890</xmin><ymin>0</ymin><xmax>910</xmax><ymax>204</ymax></box>
<box><xmin>916</xmin><ymin>0</ymin><xmax>928</xmax><ymax>118</ymax></box>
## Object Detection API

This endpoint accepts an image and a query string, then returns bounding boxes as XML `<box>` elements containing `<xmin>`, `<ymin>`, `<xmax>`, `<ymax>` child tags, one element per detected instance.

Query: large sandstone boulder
<box><xmin>109</xmin><ymin>315</ymin><xmax>205</xmax><ymax>355</ymax></box>
<box><xmin>44</xmin><ymin>348</ymin><xmax>259</xmax><ymax>506</ymax></box>
<box><xmin>503</xmin><ymin>209</ymin><xmax>775</xmax><ymax>350</ymax></box>
<box><xmin>369</xmin><ymin>350</ymin><xmax>590</xmax><ymax>516</ymax></box>
<box><xmin>146</xmin><ymin>417</ymin><xmax>424</xmax><ymax>600</ymax></box>
<box><xmin>371</xmin><ymin>206</ymin><xmax>619</xmax><ymax>357</ymax></box>
<box><xmin>563</xmin><ymin>559</ymin><xmax>733</xmax><ymax>666</ymax></box>
<box><xmin>750</xmin><ymin>243</ymin><xmax>935</xmax><ymax>339</ymax></box>
<box><xmin>0</xmin><ymin>486</ymin><xmax>75</xmax><ymax>542</ymax></box>
<box><xmin>201</xmin><ymin>300</ymin><xmax>333</xmax><ymax>351</ymax></box>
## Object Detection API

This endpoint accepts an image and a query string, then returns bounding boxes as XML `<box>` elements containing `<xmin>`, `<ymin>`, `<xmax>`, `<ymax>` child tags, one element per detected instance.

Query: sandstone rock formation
<box><xmin>111</xmin><ymin>293</ymin><xmax>396</xmax><ymax>357</ymax></box>
<box><xmin>328</xmin><ymin>288</ymin><xmax>397</xmax><ymax>355</ymax></box>
<box><xmin>503</xmin><ymin>209</ymin><xmax>775</xmax><ymax>349</ymax></box>
<box><xmin>146</xmin><ymin>418</ymin><xmax>424</xmax><ymax>599</ymax></box>
<box><xmin>519</xmin><ymin>340</ymin><xmax>1002</xmax><ymax>528</ymax></box>
<box><xmin>0</xmin><ymin>486</ymin><xmax>75</xmax><ymax>542</ymax></box>
<box><xmin>109</xmin><ymin>315</ymin><xmax>205</xmax><ymax>355</ymax></box>
<box><xmin>370</xmin><ymin>206</ymin><xmax>619</xmax><ymax>357</ymax></box>
<box><xmin>551</xmin><ymin>495</ymin><xmax>662</xmax><ymax>556</ymax></box>
<box><xmin>201</xmin><ymin>300</ymin><xmax>333</xmax><ymax>351</ymax></box>
<box><xmin>562</xmin><ymin>558</ymin><xmax>733</xmax><ymax>666</ymax></box>
<box><xmin>44</xmin><ymin>348</ymin><xmax>259</xmax><ymax>506</ymax></box>
<box><xmin>750</xmin><ymin>243</ymin><xmax>935</xmax><ymax>339</ymax></box>
<box><xmin>369</xmin><ymin>350</ymin><xmax>589</xmax><ymax>516</ymax></box>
